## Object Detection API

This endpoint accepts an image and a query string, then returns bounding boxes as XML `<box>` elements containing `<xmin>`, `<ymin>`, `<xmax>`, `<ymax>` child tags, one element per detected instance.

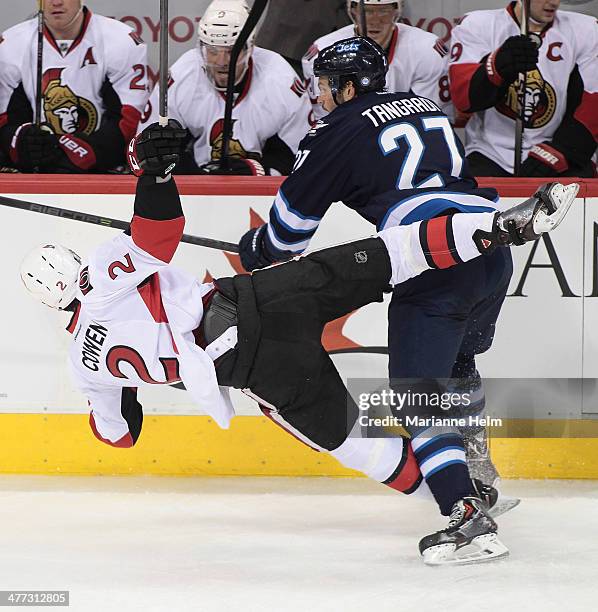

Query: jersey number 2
<box><xmin>378</xmin><ymin>116</ymin><xmax>463</xmax><ymax>190</ymax></box>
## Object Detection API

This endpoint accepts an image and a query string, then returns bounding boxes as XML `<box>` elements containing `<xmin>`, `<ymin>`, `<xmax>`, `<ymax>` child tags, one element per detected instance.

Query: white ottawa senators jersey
<box><xmin>449</xmin><ymin>5</ymin><xmax>598</xmax><ymax>173</ymax></box>
<box><xmin>302</xmin><ymin>23</ymin><xmax>453</xmax><ymax>121</ymax></box>
<box><xmin>141</xmin><ymin>47</ymin><xmax>313</xmax><ymax>172</ymax></box>
<box><xmin>0</xmin><ymin>9</ymin><xmax>148</xmax><ymax>145</ymax></box>
<box><xmin>67</xmin><ymin>215</ymin><xmax>234</xmax><ymax>447</ymax></box>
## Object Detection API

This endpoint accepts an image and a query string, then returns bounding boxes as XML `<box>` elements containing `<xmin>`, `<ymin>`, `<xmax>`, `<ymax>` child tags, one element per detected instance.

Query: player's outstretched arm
<box><xmin>379</xmin><ymin>182</ymin><xmax>578</xmax><ymax>287</ymax></box>
<box><xmin>126</xmin><ymin>121</ymin><xmax>188</xmax><ymax>264</ymax></box>
<box><xmin>81</xmin><ymin>383</ymin><xmax>143</xmax><ymax>449</ymax></box>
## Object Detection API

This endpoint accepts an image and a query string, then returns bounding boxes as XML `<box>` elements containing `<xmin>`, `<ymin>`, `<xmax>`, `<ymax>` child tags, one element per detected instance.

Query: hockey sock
<box><xmin>329</xmin><ymin>436</ymin><xmax>432</xmax><ymax>498</ymax></box>
<box><xmin>377</xmin><ymin>212</ymin><xmax>495</xmax><ymax>286</ymax></box>
<box><xmin>410</xmin><ymin>428</ymin><xmax>475</xmax><ymax>515</ymax></box>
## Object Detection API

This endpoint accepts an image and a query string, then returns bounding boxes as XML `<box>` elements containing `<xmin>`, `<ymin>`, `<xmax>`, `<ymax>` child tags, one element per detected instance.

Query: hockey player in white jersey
<box><xmin>0</xmin><ymin>0</ymin><xmax>149</xmax><ymax>173</ymax></box>
<box><xmin>302</xmin><ymin>0</ymin><xmax>452</xmax><ymax>120</ymax></box>
<box><xmin>449</xmin><ymin>0</ymin><xmax>597</xmax><ymax>177</ymax></box>
<box><xmin>19</xmin><ymin>120</ymin><xmax>577</xmax><ymax>564</ymax></box>
<box><xmin>140</xmin><ymin>0</ymin><xmax>312</xmax><ymax>176</ymax></box>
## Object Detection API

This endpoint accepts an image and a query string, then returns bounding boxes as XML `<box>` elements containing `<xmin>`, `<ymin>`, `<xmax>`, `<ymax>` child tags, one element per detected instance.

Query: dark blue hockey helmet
<box><xmin>313</xmin><ymin>36</ymin><xmax>388</xmax><ymax>102</ymax></box>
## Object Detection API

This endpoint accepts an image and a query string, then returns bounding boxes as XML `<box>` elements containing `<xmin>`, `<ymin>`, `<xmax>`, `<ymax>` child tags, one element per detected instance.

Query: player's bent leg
<box><xmin>251</xmin><ymin>237</ymin><xmax>393</xmax><ymax>324</ymax></box>
<box><xmin>329</xmin><ymin>435</ymin><xmax>429</xmax><ymax>497</ymax></box>
<box><xmin>378</xmin><ymin>212</ymin><xmax>496</xmax><ymax>286</ymax></box>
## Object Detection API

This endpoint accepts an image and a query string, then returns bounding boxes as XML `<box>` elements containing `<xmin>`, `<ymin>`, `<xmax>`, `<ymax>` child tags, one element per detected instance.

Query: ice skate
<box><xmin>419</xmin><ymin>496</ymin><xmax>509</xmax><ymax>566</ymax></box>
<box><xmin>472</xmin><ymin>478</ymin><xmax>520</xmax><ymax>519</ymax></box>
<box><xmin>474</xmin><ymin>182</ymin><xmax>579</xmax><ymax>253</ymax></box>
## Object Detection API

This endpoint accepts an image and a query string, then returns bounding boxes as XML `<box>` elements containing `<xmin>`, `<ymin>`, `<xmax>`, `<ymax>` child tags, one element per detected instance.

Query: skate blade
<box><xmin>487</xmin><ymin>496</ymin><xmax>521</xmax><ymax>519</ymax></box>
<box><xmin>533</xmin><ymin>182</ymin><xmax>579</xmax><ymax>234</ymax></box>
<box><xmin>422</xmin><ymin>533</ymin><xmax>509</xmax><ymax>566</ymax></box>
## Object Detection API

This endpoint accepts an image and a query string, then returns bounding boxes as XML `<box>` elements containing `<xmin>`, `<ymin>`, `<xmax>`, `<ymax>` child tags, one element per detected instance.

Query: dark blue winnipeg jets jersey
<box><xmin>263</xmin><ymin>90</ymin><xmax>498</xmax><ymax>258</ymax></box>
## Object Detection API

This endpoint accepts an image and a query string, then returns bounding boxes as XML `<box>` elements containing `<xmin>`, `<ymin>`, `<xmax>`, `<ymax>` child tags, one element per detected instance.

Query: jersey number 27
<box><xmin>379</xmin><ymin>116</ymin><xmax>463</xmax><ymax>190</ymax></box>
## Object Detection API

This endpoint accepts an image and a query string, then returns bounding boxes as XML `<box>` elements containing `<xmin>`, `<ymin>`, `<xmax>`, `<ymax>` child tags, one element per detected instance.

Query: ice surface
<box><xmin>0</xmin><ymin>476</ymin><xmax>596</xmax><ymax>612</ymax></box>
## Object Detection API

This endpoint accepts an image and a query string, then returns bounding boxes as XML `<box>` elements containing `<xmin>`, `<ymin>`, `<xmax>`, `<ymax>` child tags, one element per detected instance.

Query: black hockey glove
<box><xmin>489</xmin><ymin>35</ymin><xmax>538</xmax><ymax>84</ymax></box>
<box><xmin>128</xmin><ymin>120</ymin><xmax>187</xmax><ymax>177</ymax></box>
<box><xmin>9</xmin><ymin>123</ymin><xmax>60</xmax><ymax>171</ymax></box>
<box><xmin>239</xmin><ymin>225</ymin><xmax>276</xmax><ymax>272</ymax></box>
<box><xmin>198</xmin><ymin>157</ymin><xmax>266</xmax><ymax>176</ymax></box>
<box><xmin>519</xmin><ymin>142</ymin><xmax>569</xmax><ymax>177</ymax></box>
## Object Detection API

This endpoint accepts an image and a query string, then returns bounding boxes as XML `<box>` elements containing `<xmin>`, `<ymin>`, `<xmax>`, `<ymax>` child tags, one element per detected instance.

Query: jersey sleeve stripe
<box><xmin>271</xmin><ymin>198</ymin><xmax>320</xmax><ymax>234</ymax></box>
<box><xmin>276</xmin><ymin>189</ymin><xmax>322</xmax><ymax>224</ymax></box>
<box><xmin>448</xmin><ymin>63</ymin><xmax>480</xmax><ymax>112</ymax></box>
<box><xmin>89</xmin><ymin>412</ymin><xmax>135</xmax><ymax>448</ymax></box>
<box><xmin>574</xmin><ymin>91</ymin><xmax>598</xmax><ymax>142</ymax></box>
<box><xmin>119</xmin><ymin>104</ymin><xmax>142</xmax><ymax>143</ymax></box>
<box><xmin>130</xmin><ymin>215</ymin><xmax>184</xmax><ymax>263</ymax></box>
<box><xmin>266</xmin><ymin>223</ymin><xmax>312</xmax><ymax>254</ymax></box>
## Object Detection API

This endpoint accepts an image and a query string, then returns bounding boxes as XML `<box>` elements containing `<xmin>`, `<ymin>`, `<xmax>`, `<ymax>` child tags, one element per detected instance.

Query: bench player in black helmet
<box><xmin>238</xmin><ymin>36</ymin><xmax>579</xmax><ymax>563</ymax></box>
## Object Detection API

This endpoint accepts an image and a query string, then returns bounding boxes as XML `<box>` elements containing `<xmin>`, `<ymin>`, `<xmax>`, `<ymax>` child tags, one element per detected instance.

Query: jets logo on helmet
<box><xmin>20</xmin><ymin>244</ymin><xmax>82</xmax><ymax>310</ymax></box>
<box><xmin>314</xmin><ymin>36</ymin><xmax>388</xmax><ymax>103</ymax></box>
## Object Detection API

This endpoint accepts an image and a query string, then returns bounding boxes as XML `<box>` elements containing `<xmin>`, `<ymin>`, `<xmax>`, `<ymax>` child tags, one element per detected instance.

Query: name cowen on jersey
<box><xmin>0</xmin><ymin>2</ymin><xmax>149</xmax><ymax>172</ymax></box>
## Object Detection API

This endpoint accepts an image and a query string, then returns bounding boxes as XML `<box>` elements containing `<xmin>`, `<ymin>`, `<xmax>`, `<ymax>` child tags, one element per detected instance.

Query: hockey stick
<box><xmin>359</xmin><ymin>0</ymin><xmax>368</xmax><ymax>38</ymax></box>
<box><xmin>158</xmin><ymin>0</ymin><xmax>169</xmax><ymax>127</ymax></box>
<box><xmin>513</xmin><ymin>0</ymin><xmax>530</xmax><ymax>176</ymax></box>
<box><xmin>0</xmin><ymin>194</ymin><xmax>239</xmax><ymax>252</ymax></box>
<box><xmin>35</xmin><ymin>1</ymin><xmax>44</xmax><ymax>127</ymax></box>
<box><xmin>219</xmin><ymin>0</ymin><xmax>269</xmax><ymax>170</ymax></box>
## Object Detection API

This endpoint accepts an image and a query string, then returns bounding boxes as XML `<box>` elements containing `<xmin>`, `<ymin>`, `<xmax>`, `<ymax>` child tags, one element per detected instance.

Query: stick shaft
<box><xmin>359</xmin><ymin>0</ymin><xmax>368</xmax><ymax>38</ymax></box>
<box><xmin>159</xmin><ymin>0</ymin><xmax>169</xmax><ymax>126</ymax></box>
<box><xmin>35</xmin><ymin>1</ymin><xmax>44</xmax><ymax>126</ymax></box>
<box><xmin>0</xmin><ymin>194</ymin><xmax>239</xmax><ymax>253</ymax></box>
<box><xmin>220</xmin><ymin>0</ymin><xmax>269</xmax><ymax>168</ymax></box>
<box><xmin>514</xmin><ymin>0</ymin><xmax>530</xmax><ymax>176</ymax></box>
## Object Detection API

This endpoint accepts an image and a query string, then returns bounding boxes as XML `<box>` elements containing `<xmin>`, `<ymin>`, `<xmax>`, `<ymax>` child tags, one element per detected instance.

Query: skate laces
<box><xmin>447</xmin><ymin>500</ymin><xmax>469</xmax><ymax>528</ymax></box>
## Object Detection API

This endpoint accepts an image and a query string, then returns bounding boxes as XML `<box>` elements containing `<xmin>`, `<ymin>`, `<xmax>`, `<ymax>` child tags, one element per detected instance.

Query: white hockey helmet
<box><xmin>347</xmin><ymin>0</ymin><xmax>403</xmax><ymax>21</ymax></box>
<box><xmin>20</xmin><ymin>244</ymin><xmax>81</xmax><ymax>310</ymax></box>
<box><xmin>198</xmin><ymin>0</ymin><xmax>254</xmax><ymax>47</ymax></box>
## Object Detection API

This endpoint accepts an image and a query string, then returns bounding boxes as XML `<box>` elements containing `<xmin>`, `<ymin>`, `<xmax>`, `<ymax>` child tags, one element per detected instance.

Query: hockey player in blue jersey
<box><xmin>237</xmin><ymin>36</ymin><xmax>574</xmax><ymax>564</ymax></box>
